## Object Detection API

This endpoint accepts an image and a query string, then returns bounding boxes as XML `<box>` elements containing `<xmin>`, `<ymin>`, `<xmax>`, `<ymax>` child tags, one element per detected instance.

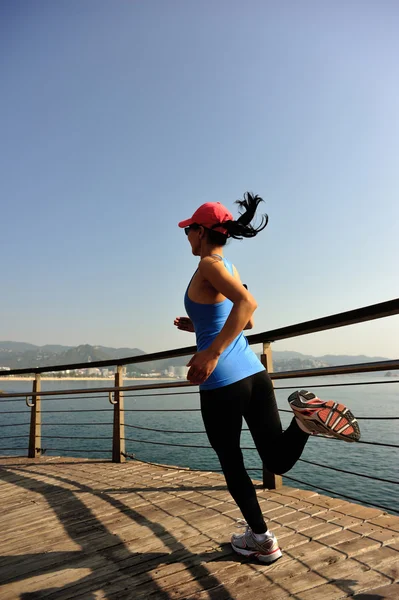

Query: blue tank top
<box><xmin>184</xmin><ymin>257</ymin><xmax>265</xmax><ymax>390</ymax></box>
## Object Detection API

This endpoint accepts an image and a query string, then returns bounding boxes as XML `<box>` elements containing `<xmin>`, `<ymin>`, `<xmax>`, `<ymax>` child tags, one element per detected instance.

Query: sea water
<box><xmin>0</xmin><ymin>376</ymin><xmax>398</xmax><ymax>514</ymax></box>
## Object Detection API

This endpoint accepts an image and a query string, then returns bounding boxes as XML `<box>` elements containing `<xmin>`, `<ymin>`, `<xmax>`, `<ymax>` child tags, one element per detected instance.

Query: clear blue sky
<box><xmin>1</xmin><ymin>0</ymin><xmax>398</xmax><ymax>358</ymax></box>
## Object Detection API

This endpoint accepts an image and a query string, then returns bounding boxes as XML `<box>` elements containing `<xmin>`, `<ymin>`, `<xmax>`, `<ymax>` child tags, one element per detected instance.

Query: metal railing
<box><xmin>1</xmin><ymin>298</ymin><xmax>398</xmax><ymax>514</ymax></box>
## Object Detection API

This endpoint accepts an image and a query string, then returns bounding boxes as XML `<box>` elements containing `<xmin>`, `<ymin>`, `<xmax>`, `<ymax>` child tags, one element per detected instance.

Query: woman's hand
<box><xmin>174</xmin><ymin>316</ymin><xmax>195</xmax><ymax>333</ymax></box>
<box><xmin>186</xmin><ymin>349</ymin><xmax>220</xmax><ymax>384</ymax></box>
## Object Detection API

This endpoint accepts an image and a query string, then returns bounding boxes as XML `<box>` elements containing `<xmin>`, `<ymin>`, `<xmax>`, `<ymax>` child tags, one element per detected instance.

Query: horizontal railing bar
<box><xmin>124</xmin><ymin>391</ymin><xmax>198</xmax><ymax>398</ymax></box>
<box><xmin>0</xmin><ymin>381</ymin><xmax>193</xmax><ymax>399</ymax></box>
<box><xmin>116</xmin><ymin>456</ymin><xmax>399</xmax><ymax>506</ymax></box>
<box><xmin>41</xmin><ymin>436</ymin><xmax>113</xmax><ymax>440</ymax></box>
<box><xmin>123</xmin><ymin>413</ymin><xmax>399</xmax><ymax>435</ymax></box>
<box><xmin>2</xmin><ymin>375</ymin><xmax>397</xmax><ymax>403</ymax></box>
<box><xmin>123</xmin><ymin>437</ymin><xmax>223</xmax><ymax>449</ymax></box>
<box><xmin>357</xmin><ymin>416</ymin><xmax>399</xmax><ymax>420</ymax></box>
<box><xmin>32</xmin><ymin>410</ymin><xmax>114</xmax><ymax>413</ymax></box>
<box><xmin>1</xmin><ymin>376</ymin><xmax>398</xmax><ymax>407</ymax></box>
<box><xmin>307</xmin><ymin>436</ymin><xmax>398</xmax><ymax>449</ymax></box>
<box><xmin>298</xmin><ymin>458</ymin><xmax>399</xmax><ymax>484</ymax></box>
<box><xmin>118</xmin><ymin>377</ymin><xmax>399</xmax><ymax>397</ymax></box>
<box><xmin>123</xmin><ymin>455</ymin><xmax>262</xmax><ymax>473</ymax></box>
<box><xmin>134</xmin><ymin>454</ymin><xmax>397</xmax><ymax>485</ymax></box>
<box><xmin>39</xmin><ymin>395</ymin><xmax>111</xmax><ymax>402</ymax></box>
<box><xmin>271</xmin><ymin>360</ymin><xmax>399</xmax><ymax>379</ymax></box>
<box><xmin>294</xmin><ymin>434</ymin><xmax>398</xmax><ymax>449</ymax></box>
<box><xmin>1</xmin><ymin>298</ymin><xmax>397</xmax><ymax>375</ymax></box>
<box><xmin>124</xmin><ymin>409</ymin><xmax>202</xmax><ymax>412</ymax></box>
<box><xmin>0</xmin><ymin>398</ymin><xmax>26</xmax><ymax>403</ymax></box>
<box><xmin>123</xmin><ymin>437</ymin><xmax>261</xmax><ymax>450</ymax></box>
<box><xmin>0</xmin><ymin>410</ymin><xmax>115</xmax><ymax>414</ymax></box>
<box><xmin>123</xmin><ymin>437</ymin><xmax>213</xmax><ymax>449</ymax></box>
<box><xmin>0</xmin><ymin>423</ymin><xmax>30</xmax><ymax>427</ymax></box>
<box><xmin>124</xmin><ymin>434</ymin><xmax>397</xmax><ymax>449</ymax></box>
<box><xmin>283</xmin><ymin>475</ymin><xmax>399</xmax><ymax>514</ymax></box>
<box><xmin>121</xmin><ymin>455</ymin><xmax>220</xmax><ymax>471</ymax></box>
<box><xmin>17</xmin><ymin>409</ymin><xmax>399</xmax><ymax>424</ymax></box>
<box><xmin>38</xmin><ymin>449</ymin><xmax>111</xmax><ymax>453</ymax></box>
<box><xmin>127</xmin><ymin>379</ymin><xmax>399</xmax><ymax>393</ymax></box>
<box><xmin>41</xmin><ymin>422</ymin><xmax>114</xmax><ymax>426</ymax></box>
<box><xmin>352</xmin><ymin>439</ymin><xmax>398</xmax><ymax>449</ymax></box>
<box><xmin>275</xmin><ymin>380</ymin><xmax>399</xmax><ymax>390</ymax></box>
<box><xmin>124</xmin><ymin>424</ymin><xmax>209</xmax><ymax>434</ymax></box>
<box><xmin>1</xmin><ymin>359</ymin><xmax>398</xmax><ymax>399</ymax></box>
<box><xmin>277</xmin><ymin>409</ymin><xmax>399</xmax><ymax>420</ymax></box>
<box><xmin>1</xmin><ymin>406</ymin><xmax>398</xmax><ymax>424</ymax></box>
<box><xmin>1</xmin><ymin>419</ymin><xmax>394</xmax><ymax>441</ymax></box>
<box><xmin>249</xmin><ymin>298</ymin><xmax>399</xmax><ymax>345</ymax></box>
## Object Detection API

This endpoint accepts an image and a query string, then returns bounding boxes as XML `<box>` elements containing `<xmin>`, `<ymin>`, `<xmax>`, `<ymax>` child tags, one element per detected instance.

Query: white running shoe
<box><xmin>231</xmin><ymin>526</ymin><xmax>282</xmax><ymax>564</ymax></box>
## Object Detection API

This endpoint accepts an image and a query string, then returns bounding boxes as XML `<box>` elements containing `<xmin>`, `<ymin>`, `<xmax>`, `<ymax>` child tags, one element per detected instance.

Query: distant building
<box><xmin>173</xmin><ymin>366</ymin><xmax>189</xmax><ymax>378</ymax></box>
<box><xmin>87</xmin><ymin>368</ymin><xmax>102</xmax><ymax>376</ymax></box>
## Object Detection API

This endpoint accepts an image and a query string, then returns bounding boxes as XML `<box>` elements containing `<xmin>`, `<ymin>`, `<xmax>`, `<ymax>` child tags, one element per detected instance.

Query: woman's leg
<box><xmin>200</xmin><ymin>377</ymin><xmax>268</xmax><ymax>533</ymax></box>
<box><xmin>244</xmin><ymin>371</ymin><xmax>309</xmax><ymax>475</ymax></box>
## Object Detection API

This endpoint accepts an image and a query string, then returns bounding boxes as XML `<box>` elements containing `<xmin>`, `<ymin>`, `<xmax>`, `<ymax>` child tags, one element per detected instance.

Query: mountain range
<box><xmin>0</xmin><ymin>341</ymin><xmax>392</xmax><ymax>375</ymax></box>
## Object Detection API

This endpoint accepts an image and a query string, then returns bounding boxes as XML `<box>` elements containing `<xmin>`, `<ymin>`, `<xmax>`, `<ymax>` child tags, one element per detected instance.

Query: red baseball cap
<box><xmin>178</xmin><ymin>202</ymin><xmax>233</xmax><ymax>235</ymax></box>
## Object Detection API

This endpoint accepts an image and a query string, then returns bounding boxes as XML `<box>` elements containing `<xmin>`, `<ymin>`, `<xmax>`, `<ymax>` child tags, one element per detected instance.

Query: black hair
<box><xmin>206</xmin><ymin>192</ymin><xmax>268</xmax><ymax>246</ymax></box>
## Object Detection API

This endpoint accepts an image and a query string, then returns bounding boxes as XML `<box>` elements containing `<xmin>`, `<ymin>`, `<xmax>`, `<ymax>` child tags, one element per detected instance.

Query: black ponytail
<box><xmin>235</xmin><ymin>192</ymin><xmax>268</xmax><ymax>230</ymax></box>
<box><xmin>208</xmin><ymin>192</ymin><xmax>268</xmax><ymax>244</ymax></box>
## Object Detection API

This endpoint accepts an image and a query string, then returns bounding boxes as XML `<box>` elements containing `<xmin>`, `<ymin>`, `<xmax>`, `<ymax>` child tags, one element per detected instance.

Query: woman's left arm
<box><xmin>242</xmin><ymin>284</ymin><xmax>254</xmax><ymax>330</ymax></box>
<box><xmin>202</xmin><ymin>259</ymin><xmax>257</xmax><ymax>356</ymax></box>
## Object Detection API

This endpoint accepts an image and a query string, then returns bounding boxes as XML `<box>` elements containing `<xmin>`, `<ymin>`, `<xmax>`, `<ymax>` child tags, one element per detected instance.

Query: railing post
<box><xmin>28</xmin><ymin>374</ymin><xmax>41</xmax><ymax>458</ymax></box>
<box><xmin>112</xmin><ymin>366</ymin><xmax>126</xmax><ymax>463</ymax></box>
<box><xmin>261</xmin><ymin>343</ymin><xmax>282</xmax><ymax>490</ymax></box>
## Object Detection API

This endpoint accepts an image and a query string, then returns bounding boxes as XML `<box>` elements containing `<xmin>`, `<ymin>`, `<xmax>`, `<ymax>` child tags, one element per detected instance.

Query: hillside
<box><xmin>0</xmin><ymin>342</ymin><xmax>392</xmax><ymax>375</ymax></box>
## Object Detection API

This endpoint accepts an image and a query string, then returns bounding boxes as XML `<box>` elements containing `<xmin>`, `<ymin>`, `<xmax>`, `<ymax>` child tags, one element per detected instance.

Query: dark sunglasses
<box><xmin>184</xmin><ymin>224</ymin><xmax>200</xmax><ymax>236</ymax></box>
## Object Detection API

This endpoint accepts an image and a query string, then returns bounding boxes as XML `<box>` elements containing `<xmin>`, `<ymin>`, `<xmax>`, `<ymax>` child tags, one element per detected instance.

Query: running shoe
<box><xmin>231</xmin><ymin>526</ymin><xmax>282</xmax><ymax>564</ymax></box>
<box><xmin>288</xmin><ymin>389</ymin><xmax>360</xmax><ymax>442</ymax></box>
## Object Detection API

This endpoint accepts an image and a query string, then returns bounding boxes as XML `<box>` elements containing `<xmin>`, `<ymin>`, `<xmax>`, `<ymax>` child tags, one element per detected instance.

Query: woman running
<box><xmin>174</xmin><ymin>193</ymin><xmax>360</xmax><ymax>564</ymax></box>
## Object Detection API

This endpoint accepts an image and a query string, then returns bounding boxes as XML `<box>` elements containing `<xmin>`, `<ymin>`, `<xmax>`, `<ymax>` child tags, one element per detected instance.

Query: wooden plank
<box><xmin>286</xmin><ymin>540</ymin><xmax>346</xmax><ymax>563</ymax></box>
<box><xmin>354</xmin><ymin>544</ymin><xmax>399</xmax><ymax>573</ymax></box>
<box><xmin>299</xmin><ymin>495</ymin><xmax>349</xmax><ymax>511</ymax></box>
<box><xmin>367</xmin><ymin>514</ymin><xmax>399</xmax><ymax>532</ymax></box>
<box><xmin>297</xmin><ymin>571</ymin><xmax>394</xmax><ymax>600</ymax></box>
<box><xmin>348</xmin><ymin>522</ymin><xmax>399</xmax><ymax>545</ymax></box>
<box><xmin>266</xmin><ymin>505</ymin><xmax>308</xmax><ymax>522</ymax></box>
<box><xmin>329</xmin><ymin>501</ymin><xmax>383</xmax><ymax>520</ymax></box>
<box><xmin>0</xmin><ymin>566</ymin><xmax>94</xmax><ymax>600</ymax></box>
<box><xmin>317</xmin><ymin>529</ymin><xmax>363</xmax><ymax>548</ymax></box>
<box><xmin>1</xmin><ymin>456</ymin><xmax>399</xmax><ymax>600</ymax></box>
<box><xmin>352</xmin><ymin>583</ymin><xmax>399</xmax><ymax>599</ymax></box>
<box><xmin>333</xmin><ymin>536</ymin><xmax>382</xmax><ymax>558</ymax></box>
<box><xmin>272</xmin><ymin>487</ymin><xmax>319</xmax><ymax>501</ymax></box>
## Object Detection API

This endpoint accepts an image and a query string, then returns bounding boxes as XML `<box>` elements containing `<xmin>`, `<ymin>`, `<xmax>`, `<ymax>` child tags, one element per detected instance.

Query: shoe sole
<box><xmin>289</xmin><ymin>390</ymin><xmax>360</xmax><ymax>442</ymax></box>
<box><xmin>231</xmin><ymin>542</ymin><xmax>283</xmax><ymax>564</ymax></box>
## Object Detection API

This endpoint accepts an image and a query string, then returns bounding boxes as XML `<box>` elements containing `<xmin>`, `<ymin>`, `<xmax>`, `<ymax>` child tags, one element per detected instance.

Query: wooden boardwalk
<box><xmin>0</xmin><ymin>456</ymin><xmax>398</xmax><ymax>600</ymax></box>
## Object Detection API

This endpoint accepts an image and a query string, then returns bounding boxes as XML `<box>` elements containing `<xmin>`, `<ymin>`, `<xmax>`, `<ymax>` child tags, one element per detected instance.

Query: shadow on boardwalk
<box><xmin>1</xmin><ymin>460</ymin><xmax>397</xmax><ymax>600</ymax></box>
<box><xmin>0</xmin><ymin>465</ymin><xmax>234</xmax><ymax>599</ymax></box>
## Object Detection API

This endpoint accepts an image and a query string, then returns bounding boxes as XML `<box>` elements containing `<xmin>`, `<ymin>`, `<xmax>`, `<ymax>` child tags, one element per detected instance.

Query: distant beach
<box><xmin>0</xmin><ymin>376</ymin><xmax>172</xmax><ymax>382</ymax></box>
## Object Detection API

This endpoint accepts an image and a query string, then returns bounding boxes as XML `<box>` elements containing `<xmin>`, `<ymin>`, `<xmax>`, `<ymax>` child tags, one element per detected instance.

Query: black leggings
<box><xmin>200</xmin><ymin>370</ymin><xmax>309</xmax><ymax>533</ymax></box>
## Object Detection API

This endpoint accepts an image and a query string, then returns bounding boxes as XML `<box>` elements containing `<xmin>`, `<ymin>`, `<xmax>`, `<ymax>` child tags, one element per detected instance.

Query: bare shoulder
<box><xmin>200</xmin><ymin>255</ymin><xmax>224</xmax><ymax>266</ymax></box>
<box><xmin>199</xmin><ymin>257</ymin><xmax>243</xmax><ymax>284</ymax></box>
<box><xmin>198</xmin><ymin>255</ymin><xmax>224</xmax><ymax>273</ymax></box>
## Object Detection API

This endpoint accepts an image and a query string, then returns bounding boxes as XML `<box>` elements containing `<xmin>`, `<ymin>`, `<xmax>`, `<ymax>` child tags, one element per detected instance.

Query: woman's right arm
<box><xmin>174</xmin><ymin>316</ymin><xmax>195</xmax><ymax>333</ymax></box>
